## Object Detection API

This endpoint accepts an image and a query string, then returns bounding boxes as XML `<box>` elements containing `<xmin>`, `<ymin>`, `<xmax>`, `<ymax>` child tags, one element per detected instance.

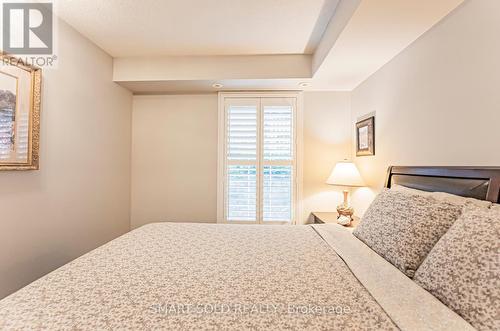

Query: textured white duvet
<box><xmin>0</xmin><ymin>222</ymin><xmax>472</xmax><ymax>330</ymax></box>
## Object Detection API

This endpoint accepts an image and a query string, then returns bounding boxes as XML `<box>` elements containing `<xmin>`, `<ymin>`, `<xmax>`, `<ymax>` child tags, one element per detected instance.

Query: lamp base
<box><xmin>337</xmin><ymin>189</ymin><xmax>354</xmax><ymax>222</ymax></box>
<box><xmin>336</xmin><ymin>205</ymin><xmax>354</xmax><ymax>226</ymax></box>
<box><xmin>336</xmin><ymin>205</ymin><xmax>354</xmax><ymax>218</ymax></box>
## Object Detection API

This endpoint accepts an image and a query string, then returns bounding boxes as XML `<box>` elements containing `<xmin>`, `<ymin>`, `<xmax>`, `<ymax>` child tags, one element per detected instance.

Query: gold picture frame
<box><xmin>0</xmin><ymin>53</ymin><xmax>41</xmax><ymax>170</ymax></box>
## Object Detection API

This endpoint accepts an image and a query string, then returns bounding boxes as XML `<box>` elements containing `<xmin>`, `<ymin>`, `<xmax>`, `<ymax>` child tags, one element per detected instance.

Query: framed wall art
<box><xmin>0</xmin><ymin>53</ymin><xmax>41</xmax><ymax>170</ymax></box>
<box><xmin>356</xmin><ymin>116</ymin><xmax>375</xmax><ymax>157</ymax></box>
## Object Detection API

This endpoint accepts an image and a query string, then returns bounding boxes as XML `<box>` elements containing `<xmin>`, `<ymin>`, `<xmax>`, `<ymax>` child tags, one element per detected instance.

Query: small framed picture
<box><xmin>356</xmin><ymin>116</ymin><xmax>375</xmax><ymax>156</ymax></box>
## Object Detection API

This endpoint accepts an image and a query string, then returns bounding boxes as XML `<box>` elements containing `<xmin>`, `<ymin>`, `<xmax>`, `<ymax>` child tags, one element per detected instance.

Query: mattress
<box><xmin>0</xmin><ymin>223</ymin><xmax>473</xmax><ymax>330</ymax></box>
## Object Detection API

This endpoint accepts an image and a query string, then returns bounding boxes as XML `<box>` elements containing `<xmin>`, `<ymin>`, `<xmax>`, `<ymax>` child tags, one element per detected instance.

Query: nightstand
<box><xmin>312</xmin><ymin>212</ymin><xmax>360</xmax><ymax>231</ymax></box>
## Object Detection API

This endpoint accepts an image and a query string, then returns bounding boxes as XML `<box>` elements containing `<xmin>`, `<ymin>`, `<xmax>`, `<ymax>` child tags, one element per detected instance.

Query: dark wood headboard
<box><xmin>384</xmin><ymin>166</ymin><xmax>500</xmax><ymax>203</ymax></box>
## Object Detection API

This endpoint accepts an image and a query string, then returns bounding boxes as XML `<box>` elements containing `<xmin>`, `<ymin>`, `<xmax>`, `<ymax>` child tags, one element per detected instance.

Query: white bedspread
<box><xmin>0</xmin><ymin>222</ymin><xmax>473</xmax><ymax>330</ymax></box>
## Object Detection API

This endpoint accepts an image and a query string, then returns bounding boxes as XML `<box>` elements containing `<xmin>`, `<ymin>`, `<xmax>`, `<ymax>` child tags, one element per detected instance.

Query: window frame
<box><xmin>217</xmin><ymin>92</ymin><xmax>303</xmax><ymax>225</ymax></box>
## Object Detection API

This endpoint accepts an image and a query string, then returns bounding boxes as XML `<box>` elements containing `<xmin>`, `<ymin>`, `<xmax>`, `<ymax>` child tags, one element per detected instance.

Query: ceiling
<box><xmin>57</xmin><ymin>0</ymin><xmax>465</xmax><ymax>92</ymax></box>
<box><xmin>118</xmin><ymin>79</ymin><xmax>310</xmax><ymax>94</ymax></box>
<box><xmin>57</xmin><ymin>0</ymin><xmax>338</xmax><ymax>57</ymax></box>
<box><xmin>313</xmin><ymin>0</ymin><xmax>466</xmax><ymax>90</ymax></box>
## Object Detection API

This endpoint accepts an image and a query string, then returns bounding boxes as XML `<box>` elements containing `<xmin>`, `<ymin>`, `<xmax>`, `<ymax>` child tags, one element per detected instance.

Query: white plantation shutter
<box><xmin>222</xmin><ymin>96</ymin><xmax>297</xmax><ymax>224</ymax></box>
<box><xmin>263</xmin><ymin>165</ymin><xmax>292</xmax><ymax>221</ymax></box>
<box><xmin>227</xmin><ymin>165</ymin><xmax>257</xmax><ymax>221</ymax></box>
<box><xmin>263</xmin><ymin>105</ymin><xmax>293</xmax><ymax>161</ymax></box>
<box><xmin>227</xmin><ymin>105</ymin><xmax>257</xmax><ymax>161</ymax></box>
<box><xmin>226</xmin><ymin>100</ymin><xmax>259</xmax><ymax>221</ymax></box>
<box><xmin>262</xmin><ymin>99</ymin><xmax>294</xmax><ymax>222</ymax></box>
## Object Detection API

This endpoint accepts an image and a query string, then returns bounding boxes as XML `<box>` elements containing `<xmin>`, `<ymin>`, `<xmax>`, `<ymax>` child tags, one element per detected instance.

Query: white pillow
<box><xmin>391</xmin><ymin>184</ymin><xmax>492</xmax><ymax>209</ymax></box>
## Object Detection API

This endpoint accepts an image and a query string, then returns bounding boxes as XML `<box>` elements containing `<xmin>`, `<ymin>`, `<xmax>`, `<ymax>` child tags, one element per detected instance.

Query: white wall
<box><xmin>303</xmin><ymin>92</ymin><xmax>352</xmax><ymax>222</ymax></box>
<box><xmin>0</xmin><ymin>20</ymin><xmax>132</xmax><ymax>299</ymax></box>
<box><xmin>351</xmin><ymin>0</ymin><xmax>500</xmax><ymax>215</ymax></box>
<box><xmin>131</xmin><ymin>92</ymin><xmax>351</xmax><ymax>226</ymax></box>
<box><xmin>131</xmin><ymin>94</ymin><xmax>218</xmax><ymax>228</ymax></box>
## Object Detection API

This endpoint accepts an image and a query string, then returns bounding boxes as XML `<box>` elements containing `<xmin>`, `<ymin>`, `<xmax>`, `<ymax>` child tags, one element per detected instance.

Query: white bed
<box><xmin>0</xmin><ymin>222</ymin><xmax>472</xmax><ymax>330</ymax></box>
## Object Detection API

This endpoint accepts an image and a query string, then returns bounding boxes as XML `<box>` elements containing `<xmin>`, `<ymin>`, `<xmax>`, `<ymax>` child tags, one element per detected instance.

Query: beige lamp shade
<box><xmin>326</xmin><ymin>162</ymin><xmax>365</xmax><ymax>187</ymax></box>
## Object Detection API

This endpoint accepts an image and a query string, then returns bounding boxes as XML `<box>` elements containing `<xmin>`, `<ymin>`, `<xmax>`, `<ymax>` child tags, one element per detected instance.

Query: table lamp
<box><xmin>326</xmin><ymin>161</ymin><xmax>365</xmax><ymax>222</ymax></box>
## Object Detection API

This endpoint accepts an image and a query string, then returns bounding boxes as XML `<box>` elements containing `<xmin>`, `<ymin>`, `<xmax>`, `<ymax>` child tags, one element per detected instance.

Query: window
<box><xmin>217</xmin><ymin>93</ymin><xmax>302</xmax><ymax>224</ymax></box>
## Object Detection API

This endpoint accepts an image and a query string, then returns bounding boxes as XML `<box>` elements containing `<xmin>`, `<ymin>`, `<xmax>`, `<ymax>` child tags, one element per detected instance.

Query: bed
<box><xmin>0</xmin><ymin>166</ymin><xmax>498</xmax><ymax>330</ymax></box>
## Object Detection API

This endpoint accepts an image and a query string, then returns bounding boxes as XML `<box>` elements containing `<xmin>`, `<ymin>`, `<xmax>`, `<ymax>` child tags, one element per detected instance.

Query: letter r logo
<box><xmin>3</xmin><ymin>2</ymin><xmax>53</xmax><ymax>54</ymax></box>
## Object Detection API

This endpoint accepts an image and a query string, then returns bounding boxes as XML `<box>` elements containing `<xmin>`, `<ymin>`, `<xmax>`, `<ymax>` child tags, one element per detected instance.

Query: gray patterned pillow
<box><xmin>353</xmin><ymin>189</ymin><xmax>462</xmax><ymax>277</ymax></box>
<box><xmin>414</xmin><ymin>204</ymin><xmax>500</xmax><ymax>330</ymax></box>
